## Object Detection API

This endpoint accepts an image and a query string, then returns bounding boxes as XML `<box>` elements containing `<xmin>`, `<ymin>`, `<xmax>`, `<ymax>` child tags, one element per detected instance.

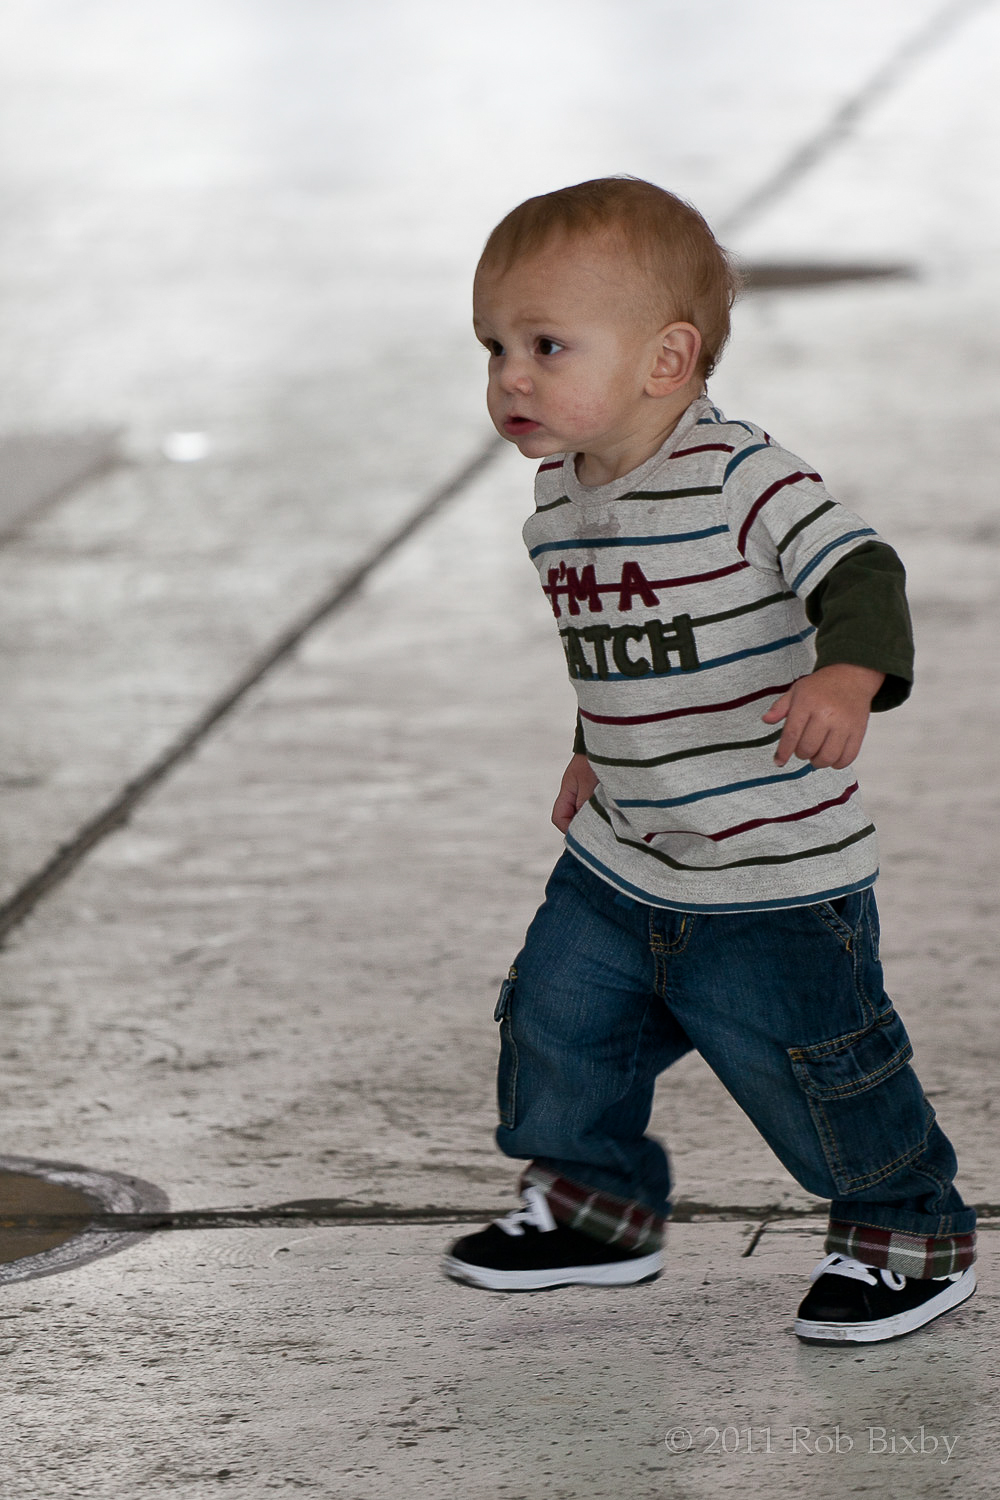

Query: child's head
<box><xmin>478</xmin><ymin>177</ymin><xmax>738</xmax><ymax>380</ymax></box>
<box><xmin>473</xmin><ymin>177</ymin><xmax>739</xmax><ymax>483</ymax></box>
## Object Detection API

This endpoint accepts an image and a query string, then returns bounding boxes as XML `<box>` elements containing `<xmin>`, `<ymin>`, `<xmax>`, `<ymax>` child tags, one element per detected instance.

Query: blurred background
<box><xmin>2</xmin><ymin>0</ymin><xmax>999</xmax><ymax>1209</ymax></box>
<box><xmin>2</xmin><ymin>0</ymin><xmax>999</xmax><ymax>1174</ymax></box>
<box><xmin>5</xmin><ymin>0</ymin><xmax>993</xmax><ymax>444</ymax></box>
<box><xmin>1</xmin><ymin>2</ymin><xmax>998</xmax><ymax>1491</ymax></box>
<box><xmin>3</xmin><ymin>0</ymin><xmax>998</xmax><ymax>907</ymax></box>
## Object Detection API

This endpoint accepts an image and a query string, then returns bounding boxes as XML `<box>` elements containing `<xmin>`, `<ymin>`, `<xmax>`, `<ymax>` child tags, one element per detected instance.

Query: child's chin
<box><xmin>512</xmin><ymin>432</ymin><xmax>561</xmax><ymax>458</ymax></box>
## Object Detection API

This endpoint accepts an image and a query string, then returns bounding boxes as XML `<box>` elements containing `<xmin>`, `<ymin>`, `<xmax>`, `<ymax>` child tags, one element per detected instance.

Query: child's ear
<box><xmin>646</xmin><ymin>323</ymin><xmax>702</xmax><ymax>395</ymax></box>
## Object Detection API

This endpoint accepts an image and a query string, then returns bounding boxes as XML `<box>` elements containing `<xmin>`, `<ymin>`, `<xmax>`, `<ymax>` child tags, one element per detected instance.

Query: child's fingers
<box><xmin>774</xmin><ymin>710</ymin><xmax>834</xmax><ymax>767</ymax></box>
<box><xmin>773</xmin><ymin>720</ymin><xmax>804</xmax><ymax>765</ymax></box>
<box><xmin>829</xmin><ymin>726</ymin><xmax>865</xmax><ymax>770</ymax></box>
<box><xmin>551</xmin><ymin>781</ymin><xmax>583</xmax><ymax>831</ymax></box>
<box><xmin>766</xmin><ymin>679</ymin><xmax>872</xmax><ymax>769</ymax></box>
<box><xmin>778</xmin><ymin>719</ymin><xmax>866</xmax><ymax>770</ymax></box>
<box><xmin>770</xmin><ymin>697</ymin><xmax>816</xmax><ymax>763</ymax></box>
<box><xmin>761</xmin><ymin>691</ymin><xmax>791</xmax><ymax>725</ymax></box>
<box><xmin>551</xmin><ymin>794</ymin><xmax>573</xmax><ymax>832</ymax></box>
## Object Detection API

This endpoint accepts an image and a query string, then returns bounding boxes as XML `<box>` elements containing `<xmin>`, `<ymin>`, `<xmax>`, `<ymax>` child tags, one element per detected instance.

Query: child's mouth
<box><xmin>505</xmin><ymin>417</ymin><xmax>541</xmax><ymax>435</ymax></box>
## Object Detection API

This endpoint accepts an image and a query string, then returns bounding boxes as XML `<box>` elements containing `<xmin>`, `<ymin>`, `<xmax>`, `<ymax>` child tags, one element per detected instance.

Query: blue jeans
<box><xmin>495</xmin><ymin>851</ymin><xmax>974</xmax><ymax>1244</ymax></box>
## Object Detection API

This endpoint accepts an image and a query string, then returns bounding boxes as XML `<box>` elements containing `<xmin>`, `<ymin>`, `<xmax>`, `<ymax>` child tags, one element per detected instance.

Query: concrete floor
<box><xmin>1</xmin><ymin>1</ymin><xmax>998</xmax><ymax>1495</ymax></box>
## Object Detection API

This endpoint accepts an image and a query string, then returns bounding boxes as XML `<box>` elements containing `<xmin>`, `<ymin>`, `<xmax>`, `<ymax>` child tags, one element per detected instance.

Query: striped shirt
<box><xmin>523</xmin><ymin>395</ymin><xmax>888</xmax><ymax>913</ymax></box>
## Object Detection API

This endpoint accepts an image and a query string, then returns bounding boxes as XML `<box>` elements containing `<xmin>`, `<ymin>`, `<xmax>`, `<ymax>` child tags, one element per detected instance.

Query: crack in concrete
<box><xmin>740</xmin><ymin>1220</ymin><xmax>773</xmax><ymax>1258</ymax></box>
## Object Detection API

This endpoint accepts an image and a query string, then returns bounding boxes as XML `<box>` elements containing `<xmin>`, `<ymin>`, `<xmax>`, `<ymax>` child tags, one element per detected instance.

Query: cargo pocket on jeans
<box><xmin>494</xmin><ymin>966</ymin><xmax>519</xmax><ymax>1130</ymax></box>
<box><xmin>788</xmin><ymin>1005</ymin><xmax>935</xmax><ymax>1196</ymax></box>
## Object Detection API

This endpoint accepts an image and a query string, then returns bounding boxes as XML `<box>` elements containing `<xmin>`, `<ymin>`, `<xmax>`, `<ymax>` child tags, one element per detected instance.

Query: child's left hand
<box><xmin>762</xmin><ymin>664</ymin><xmax>885</xmax><ymax>769</ymax></box>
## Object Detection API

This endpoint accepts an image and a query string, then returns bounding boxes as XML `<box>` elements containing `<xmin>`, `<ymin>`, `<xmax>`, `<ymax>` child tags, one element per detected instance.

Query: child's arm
<box><xmin>764</xmin><ymin>541</ymin><xmax>914</xmax><ymax>769</ymax></box>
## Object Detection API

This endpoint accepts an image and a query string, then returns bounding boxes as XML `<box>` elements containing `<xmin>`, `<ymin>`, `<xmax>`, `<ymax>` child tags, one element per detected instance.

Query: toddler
<box><xmin>443</xmin><ymin>177</ymin><xmax>975</xmax><ymax>1343</ymax></box>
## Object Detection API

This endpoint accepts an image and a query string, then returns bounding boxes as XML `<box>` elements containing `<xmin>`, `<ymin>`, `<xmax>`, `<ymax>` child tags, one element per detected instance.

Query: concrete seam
<box><xmin>718</xmin><ymin>0</ymin><xmax>997</xmax><ymax>236</ymax></box>
<box><xmin>0</xmin><ymin>435</ymin><xmax>504</xmax><ymax>946</ymax></box>
<box><xmin>0</xmin><ymin>430</ymin><xmax>122</xmax><ymax>545</ymax></box>
<box><xmin>3</xmin><ymin>1204</ymin><xmax>999</xmax><ymax>1232</ymax></box>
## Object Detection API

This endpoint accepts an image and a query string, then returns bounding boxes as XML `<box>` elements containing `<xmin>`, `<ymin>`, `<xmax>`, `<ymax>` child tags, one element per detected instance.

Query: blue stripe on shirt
<box><xmin>528</xmin><ymin>526</ymin><xmax>729</xmax><ymax>559</ymax></box>
<box><xmin>616</xmin><ymin>762</ymin><xmax>814</xmax><ymax>809</ymax></box>
<box><xmin>697</xmin><ymin>410</ymin><xmax>757</xmax><ymax>437</ymax></box>
<box><xmin>792</xmin><ymin>530</ymin><xmax>877</xmax><ymax>592</ymax></box>
<box><xmin>723</xmin><ymin>444</ymin><xmax>770</xmax><ymax>481</ymax></box>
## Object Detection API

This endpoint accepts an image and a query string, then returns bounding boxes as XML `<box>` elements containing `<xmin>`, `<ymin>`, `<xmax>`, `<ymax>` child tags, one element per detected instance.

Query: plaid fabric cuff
<box><xmin>826</xmin><ymin>1220</ymin><xmax>976</xmax><ymax>1278</ymax></box>
<box><xmin>520</xmin><ymin>1163</ymin><xmax>666</xmax><ymax>1252</ymax></box>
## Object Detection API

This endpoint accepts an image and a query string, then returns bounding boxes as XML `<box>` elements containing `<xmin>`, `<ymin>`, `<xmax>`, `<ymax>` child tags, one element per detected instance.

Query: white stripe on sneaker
<box><xmin>442</xmin><ymin>1248</ymin><xmax>664</xmax><ymax>1291</ymax></box>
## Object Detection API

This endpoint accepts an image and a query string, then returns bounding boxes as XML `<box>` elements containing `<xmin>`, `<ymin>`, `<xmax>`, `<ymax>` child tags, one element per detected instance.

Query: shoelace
<box><xmin>810</xmin><ymin>1252</ymin><xmax>906</xmax><ymax>1290</ymax></box>
<box><xmin>494</xmin><ymin>1186</ymin><xmax>557</xmax><ymax>1237</ymax></box>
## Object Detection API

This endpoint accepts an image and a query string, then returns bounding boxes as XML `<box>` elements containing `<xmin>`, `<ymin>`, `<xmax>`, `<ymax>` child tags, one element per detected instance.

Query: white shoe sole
<box><xmin>795</xmin><ymin>1266</ymin><xmax>976</xmax><ymax>1343</ymax></box>
<box><xmin>442</xmin><ymin>1248</ymin><xmax>663</xmax><ymax>1291</ymax></box>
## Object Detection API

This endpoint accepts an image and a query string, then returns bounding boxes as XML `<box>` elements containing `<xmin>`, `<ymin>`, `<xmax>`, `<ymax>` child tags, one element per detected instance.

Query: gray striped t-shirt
<box><xmin>523</xmin><ymin>394</ymin><xmax>887</xmax><ymax>913</ymax></box>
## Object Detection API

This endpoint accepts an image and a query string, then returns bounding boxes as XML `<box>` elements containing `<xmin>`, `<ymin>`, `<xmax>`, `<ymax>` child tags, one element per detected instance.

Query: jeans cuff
<box><xmin>520</xmin><ymin>1163</ymin><xmax>666</xmax><ymax>1252</ymax></box>
<box><xmin>826</xmin><ymin>1219</ymin><xmax>976</xmax><ymax>1277</ymax></box>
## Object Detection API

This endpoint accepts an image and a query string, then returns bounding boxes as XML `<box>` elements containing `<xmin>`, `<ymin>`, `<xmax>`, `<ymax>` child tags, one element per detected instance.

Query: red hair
<box><xmin>478</xmin><ymin>177</ymin><xmax>740</xmax><ymax>378</ymax></box>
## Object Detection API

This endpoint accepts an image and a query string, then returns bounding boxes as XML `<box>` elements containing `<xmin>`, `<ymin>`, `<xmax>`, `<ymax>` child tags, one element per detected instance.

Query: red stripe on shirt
<box><xmin>707</xmin><ymin>782</ymin><xmax>860</xmax><ymax>842</ymax></box>
<box><xmin>736</xmin><ymin>471</ymin><xmax>821</xmax><ymax>557</ymax></box>
<box><xmin>541</xmin><ymin>559</ymin><xmax>750</xmax><ymax>608</ymax></box>
<box><xmin>537</xmin><ymin>460</ymin><xmax>563</xmax><ymax>473</ymax></box>
<box><xmin>670</xmin><ymin>443</ymin><xmax>735</xmax><ymax>458</ymax></box>
<box><xmin>580</xmin><ymin>682</ymin><xmax>792</xmax><ymax>726</ymax></box>
<box><xmin>645</xmin><ymin>560</ymin><xmax>750</xmax><ymax>590</ymax></box>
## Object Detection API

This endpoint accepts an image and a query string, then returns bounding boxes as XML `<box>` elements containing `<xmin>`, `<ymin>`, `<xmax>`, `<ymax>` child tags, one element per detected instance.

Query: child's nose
<box><xmin>497</xmin><ymin>355</ymin><xmax>532</xmax><ymax>394</ymax></box>
<box><xmin>491</xmin><ymin>349</ymin><xmax>530</xmax><ymax>393</ymax></box>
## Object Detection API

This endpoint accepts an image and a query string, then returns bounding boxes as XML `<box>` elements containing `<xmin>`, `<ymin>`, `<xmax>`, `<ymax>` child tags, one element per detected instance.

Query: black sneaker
<box><xmin>794</xmin><ymin>1252</ymin><xmax>976</xmax><ymax>1343</ymax></box>
<box><xmin>442</xmin><ymin>1187</ymin><xmax>664</xmax><ymax>1291</ymax></box>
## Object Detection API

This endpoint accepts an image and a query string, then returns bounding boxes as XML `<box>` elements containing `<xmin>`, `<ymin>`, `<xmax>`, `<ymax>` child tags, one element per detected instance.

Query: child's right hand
<box><xmin>762</xmin><ymin>663</ymin><xmax>885</xmax><ymax>769</ymax></box>
<box><xmin>552</xmin><ymin>753</ymin><xmax>599</xmax><ymax>833</ymax></box>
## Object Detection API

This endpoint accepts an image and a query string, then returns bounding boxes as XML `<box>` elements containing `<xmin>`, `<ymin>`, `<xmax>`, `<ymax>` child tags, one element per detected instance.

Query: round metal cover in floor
<box><xmin>0</xmin><ymin>1155</ymin><xmax>168</xmax><ymax>1284</ymax></box>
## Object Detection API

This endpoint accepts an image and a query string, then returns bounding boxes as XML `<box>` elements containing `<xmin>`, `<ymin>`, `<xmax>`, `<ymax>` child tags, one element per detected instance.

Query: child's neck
<box><xmin>574</xmin><ymin>388</ymin><xmax>703</xmax><ymax>487</ymax></box>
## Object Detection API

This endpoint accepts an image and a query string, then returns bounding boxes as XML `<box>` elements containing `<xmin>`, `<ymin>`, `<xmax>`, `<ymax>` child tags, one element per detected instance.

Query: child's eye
<box><xmin>536</xmin><ymin>337</ymin><xmax>564</xmax><ymax>357</ymax></box>
<box><xmin>483</xmin><ymin>338</ymin><xmax>504</xmax><ymax>357</ymax></box>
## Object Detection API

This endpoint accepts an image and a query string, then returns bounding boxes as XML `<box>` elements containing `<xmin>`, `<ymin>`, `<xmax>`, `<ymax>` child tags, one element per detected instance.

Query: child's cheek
<box><xmin>485</xmin><ymin>379</ymin><xmax>504</xmax><ymax>420</ymax></box>
<box><xmin>561</xmin><ymin>393</ymin><xmax>611</xmax><ymax>430</ymax></box>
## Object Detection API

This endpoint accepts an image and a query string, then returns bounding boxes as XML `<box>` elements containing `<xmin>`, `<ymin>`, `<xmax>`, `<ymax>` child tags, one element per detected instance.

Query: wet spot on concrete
<box><xmin>0</xmin><ymin>429</ymin><xmax>120</xmax><ymax>542</ymax></box>
<box><xmin>0</xmin><ymin>1155</ymin><xmax>168</xmax><ymax>1284</ymax></box>
<box><xmin>0</xmin><ymin>1171</ymin><xmax>100</xmax><ymax>1264</ymax></box>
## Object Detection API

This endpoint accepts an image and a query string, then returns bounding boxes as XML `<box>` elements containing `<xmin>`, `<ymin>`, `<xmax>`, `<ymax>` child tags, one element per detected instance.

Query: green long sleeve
<box><xmin>806</xmin><ymin>540</ymin><xmax>914</xmax><ymax>711</ymax></box>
